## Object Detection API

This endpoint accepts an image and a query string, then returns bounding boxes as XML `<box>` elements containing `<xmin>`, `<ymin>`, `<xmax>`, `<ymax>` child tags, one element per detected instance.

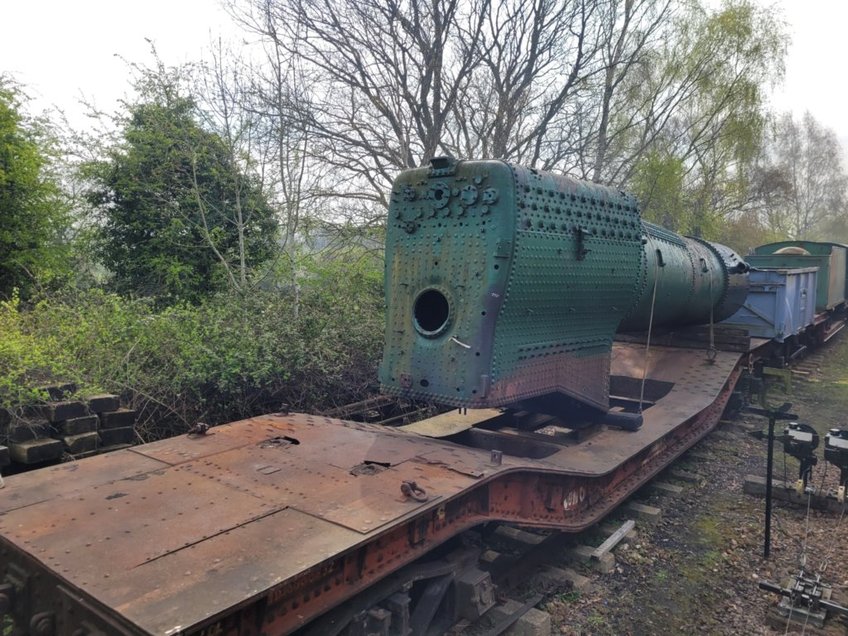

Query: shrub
<box><xmin>0</xmin><ymin>257</ymin><xmax>385</xmax><ymax>439</ymax></box>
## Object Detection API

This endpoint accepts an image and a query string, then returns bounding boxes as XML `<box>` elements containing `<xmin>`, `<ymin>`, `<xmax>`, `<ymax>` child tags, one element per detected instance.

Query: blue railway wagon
<box><xmin>749</xmin><ymin>241</ymin><xmax>847</xmax><ymax>311</ymax></box>
<box><xmin>721</xmin><ymin>267</ymin><xmax>818</xmax><ymax>342</ymax></box>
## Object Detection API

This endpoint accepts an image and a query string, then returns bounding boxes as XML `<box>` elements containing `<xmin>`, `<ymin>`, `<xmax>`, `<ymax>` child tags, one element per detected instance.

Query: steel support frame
<box><xmin>0</xmin><ymin>366</ymin><xmax>741</xmax><ymax>636</ymax></box>
<box><xmin>204</xmin><ymin>366</ymin><xmax>742</xmax><ymax>636</ymax></box>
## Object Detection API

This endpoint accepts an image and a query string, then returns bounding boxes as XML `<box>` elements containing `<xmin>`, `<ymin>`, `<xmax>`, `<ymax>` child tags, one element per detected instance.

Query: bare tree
<box><xmin>447</xmin><ymin>0</ymin><xmax>605</xmax><ymax>169</ymax></box>
<box><xmin>220</xmin><ymin>0</ymin><xmax>786</xmax><ymax>247</ymax></box>
<box><xmin>752</xmin><ymin>112</ymin><xmax>848</xmax><ymax>239</ymax></box>
<box><xmin>230</xmin><ymin>0</ymin><xmax>490</xmax><ymax>205</ymax></box>
<box><xmin>586</xmin><ymin>0</ymin><xmax>673</xmax><ymax>182</ymax></box>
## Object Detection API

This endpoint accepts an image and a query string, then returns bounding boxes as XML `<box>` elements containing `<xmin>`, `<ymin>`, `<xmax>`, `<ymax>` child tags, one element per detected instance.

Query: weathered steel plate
<box><xmin>115</xmin><ymin>507</ymin><xmax>360</xmax><ymax>635</ymax></box>
<box><xmin>0</xmin><ymin>343</ymin><xmax>742</xmax><ymax>635</ymax></box>
<box><xmin>0</xmin><ymin>449</ymin><xmax>170</xmax><ymax>514</ymax></box>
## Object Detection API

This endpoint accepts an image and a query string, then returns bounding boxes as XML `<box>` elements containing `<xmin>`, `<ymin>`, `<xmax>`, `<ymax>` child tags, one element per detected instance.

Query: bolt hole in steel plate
<box><xmin>414</xmin><ymin>288</ymin><xmax>451</xmax><ymax>337</ymax></box>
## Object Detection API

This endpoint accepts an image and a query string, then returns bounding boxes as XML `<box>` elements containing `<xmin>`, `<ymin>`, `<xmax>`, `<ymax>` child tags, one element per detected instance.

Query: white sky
<box><xmin>1</xmin><ymin>0</ymin><xmax>234</xmax><ymax>128</ymax></box>
<box><xmin>1</xmin><ymin>0</ymin><xmax>847</xmax><ymax>147</ymax></box>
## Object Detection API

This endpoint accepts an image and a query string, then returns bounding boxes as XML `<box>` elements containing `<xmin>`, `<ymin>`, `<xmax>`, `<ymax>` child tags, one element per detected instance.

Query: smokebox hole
<box><xmin>420</xmin><ymin>379</ymin><xmax>429</xmax><ymax>387</ymax></box>
<box><xmin>414</xmin><ymin>289</ymin><xmax>450</xmax><ymax>334</ymax></box>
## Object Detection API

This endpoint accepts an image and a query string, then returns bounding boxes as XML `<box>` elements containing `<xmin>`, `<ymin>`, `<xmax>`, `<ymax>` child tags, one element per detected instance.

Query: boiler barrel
<box><xmin>619</xmin><ymin>222</ymin><xmax>749</xmax><ymax>332</ymax></box>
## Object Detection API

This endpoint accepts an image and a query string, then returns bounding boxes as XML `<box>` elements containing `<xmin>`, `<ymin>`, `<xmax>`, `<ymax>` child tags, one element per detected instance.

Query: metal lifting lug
<box><xmin>428</xmin><ymin>155</ymin><xmax>458</xmax><ymax>178</ymax></box>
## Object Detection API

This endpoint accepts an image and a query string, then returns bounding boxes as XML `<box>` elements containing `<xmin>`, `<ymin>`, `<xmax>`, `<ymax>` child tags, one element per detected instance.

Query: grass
<box><xmin>557</xmin><ymin>590</ymin><xmax>581</xmax><ymax>603</ymax></box>
<box><xmin>587</xmin><ymin>612</ymin><xmax>608</xmax><ymax>628</ymax></box>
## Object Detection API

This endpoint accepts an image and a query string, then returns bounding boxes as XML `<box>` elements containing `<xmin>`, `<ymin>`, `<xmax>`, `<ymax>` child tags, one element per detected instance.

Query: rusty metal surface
<box><xmin>0</xmin><ymin>343</ymin><xmax>742</xmax><ymax>635</ymax></box>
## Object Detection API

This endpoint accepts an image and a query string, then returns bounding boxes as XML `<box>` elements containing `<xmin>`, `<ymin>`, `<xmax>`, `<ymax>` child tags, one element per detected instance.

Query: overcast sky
<box><xmin>2</xmin><ymin>0</ymin><xmax>848</xmax><ymax>147</ymax></box>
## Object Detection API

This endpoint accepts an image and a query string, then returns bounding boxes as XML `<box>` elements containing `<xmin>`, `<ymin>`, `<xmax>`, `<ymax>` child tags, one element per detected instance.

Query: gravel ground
<box><xmin>537</xmin><ymin>335</ymin><xmax>848</xmax><ymax>635</ymax></box>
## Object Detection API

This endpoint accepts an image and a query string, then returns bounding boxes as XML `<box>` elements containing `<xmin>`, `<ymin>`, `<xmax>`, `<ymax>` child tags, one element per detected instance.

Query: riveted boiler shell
<box><xmin>380</xmin><ymin>160</ymin><xmax>645</xmax><ymax>411</ymax></box>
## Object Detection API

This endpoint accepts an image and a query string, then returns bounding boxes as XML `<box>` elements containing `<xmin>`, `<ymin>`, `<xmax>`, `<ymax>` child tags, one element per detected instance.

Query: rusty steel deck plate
<box><xmin>0</xmin><ymin>343</ymin><xmax>741</xmax><ymax>635</ymax></box>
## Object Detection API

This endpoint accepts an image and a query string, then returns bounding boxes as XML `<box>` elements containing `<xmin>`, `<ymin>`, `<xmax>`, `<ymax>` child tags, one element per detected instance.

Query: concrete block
<box><xmin>624</xmin><ymin>501</ymin><xmax>662</xmax><ymax>524</ymax></box>
<box><xmin>743</xmin><ymin>474</ymin><xmax>788</xmax><ymax>496</ymax></box>
<box><xmin>517</xmin><ymin>607</ymin><xmax>551</xmax><ymax>636</ymax></box>
<box><xmin>592</xmin><ymin>519</ymin><xmax>635</xmax><ymax>562</ymax></box>
<box><xmin>38</xmin><ymin>401</ymin><xmax>87</xmax><ymax>423</ymax></box>
<box><xmin>566</xmin><ymin>544</ymin><xmax>615</xmax><ymax>573</ymax></box>
<box><xmin>669</xmin><ymin>468</ymin><xmax>705</xmax><ymax>485</ymax></box>
<box><xmin>743</xmin><ymin>474</ymin><xmax>845</xmax><ymax>513</ymax></box>
<box><xmin>537</xmin><ymin>565</ymin><xmax>590</xmax><ymax>591</ymax></box>
<box><xmin>489</xmin><ymin>599</ymin><xmax>552</xmax><ymax>636</ymax></box>
<box><xmin>646</xmin><ymin>481</ymin><xmax>684</xmax><ymax>497</ymax></box>
<box><xmin>10</xmin><ymin>438</ymin><xmax>63</xmax><ymax>464</ymax></box>
<box><xmin>55</xmin><ymin>415</ymin><xmax>99</xmax><ymax>436</ymax></box>
<box><xmin>480</xmin><ymin>549</ymin><xmax>503</xmax><ymax>566</ymax></box>
<box><xmin>99</xmin><ymin>427</ymin><xmax>136</xmax><ymax>446</ymax></box>
<box><xmin>0</xmin><ymin>445</ymin><xmax>9</xmax><ymax>467</ymax></box>
<box><xmin>455</xmin><ymin>568</ymin><xmax>496</xmax><ymax>620</ymax></box>
<box><xmin>99</xmin><ymin>408</ymin><xmax>136</xmax><ymax>430</ymax></box>
<box><xmin>598</xmin><ymin>521</ymin><xmax>638</xmax><ymax>542</ymax></box>
<box><xmin>61</xmin><ymin>432</ymin><xmax>99</xmax><ymax>454</ymax></box>
<box><xmin>86</xmin><ymin>394</ymin><xmax>120</xmax><ymax>414</ymax></box>
<box><xmin>7</xmin><ymin>420</ymin><xmax>53</xmax><ymax>443</ymax></box>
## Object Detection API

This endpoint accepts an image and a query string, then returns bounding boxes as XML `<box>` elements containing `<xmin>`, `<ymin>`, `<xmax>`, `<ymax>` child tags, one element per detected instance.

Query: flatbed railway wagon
<box><xmin>0</xmin><ymin>159</ymin><xmax>838</xmax><ymax>636</ymax></box>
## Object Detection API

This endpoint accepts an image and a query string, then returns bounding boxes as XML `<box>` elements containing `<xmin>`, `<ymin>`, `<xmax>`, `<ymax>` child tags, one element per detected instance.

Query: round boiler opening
<box><xmin>413</xmin><ymin>289</ymin><xmax>450</xmax><ymax>336</ymax></box>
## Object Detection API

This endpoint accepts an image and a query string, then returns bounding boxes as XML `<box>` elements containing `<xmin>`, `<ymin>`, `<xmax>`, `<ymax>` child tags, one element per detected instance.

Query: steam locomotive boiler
<box><xmin>380</xmin><ymin>157</ymin><xmax>749</xmax><ymax>414</ymax></box>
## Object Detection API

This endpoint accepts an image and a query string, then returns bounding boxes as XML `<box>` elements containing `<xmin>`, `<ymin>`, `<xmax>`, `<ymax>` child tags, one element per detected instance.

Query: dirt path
<box><xmin>541</xmin><ymin>335</ymin><xmax>848</xmax><ymax>635</ymax></box>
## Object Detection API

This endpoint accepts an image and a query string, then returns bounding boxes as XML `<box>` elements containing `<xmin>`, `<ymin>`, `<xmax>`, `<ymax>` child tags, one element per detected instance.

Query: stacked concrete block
<box><xmin>55</xmin><ymin>414</ymin><xmax>100</xmax><ymax>455</ymax></box>
<box><xmin>55</xmin><ymin>415</ymin><xmax>99</xmax><ymax>436</ymax></box>
<box><xmin>86</xmin><ymin>394</ymin><xmax>120</xmax><ymax>413</ymax></box>
<box><xmin>4</xmin><ymin>394</ymin><xmax>72</xmax><ymax>464</ymax></box>
<box><xmin>96</xmin><ymin>404</ymin><xmax>137</xmax><ymax>449</ymax></box>
<box><xmin>9</xmin><ymin>438</ymin><xmax>64</xmax><ymax>464</ymax></box>
<box><xmin>37</xmin><ymin>396</ymin><xmax>90</xmax><ymax>462</ymax></box>
<box><xmin>0</xmin><ymin>385</ymin><xmax>134</xmax><ymax>471</ymax></box>
<box><xmin>37</xmin><ymin>382</ymin><xmax>77</xmax><ymax>401</ymax></box>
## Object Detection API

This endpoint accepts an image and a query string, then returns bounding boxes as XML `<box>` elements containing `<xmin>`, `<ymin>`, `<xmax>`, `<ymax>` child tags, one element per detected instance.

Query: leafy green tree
<box><xmin>626</xmin><ymin>0</ymin><xmax>786</xmax><ymax>237</ymax></box>
<box><xmin>0</xmin><ymin>79</ymin><xmax>68</xmax><ymax>298</ymax></box>
<box><xmin>86</xmin><ymin>75</ymin><xmax>277</xmax><ymax>305</ymax></box>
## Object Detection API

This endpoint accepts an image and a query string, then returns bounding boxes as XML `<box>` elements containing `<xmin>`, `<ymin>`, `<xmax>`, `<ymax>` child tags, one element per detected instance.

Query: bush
<box><xmin>0</xmin><ymin>258</ymin><xmax>384</xmax><ymax>439</ymax></box>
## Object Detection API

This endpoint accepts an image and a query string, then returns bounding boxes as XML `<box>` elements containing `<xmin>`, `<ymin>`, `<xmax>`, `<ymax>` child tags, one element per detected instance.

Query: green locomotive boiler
<box><xmin>379</xmin><ymin>158</ymin><xmax>749</xmax><ymax>415</ymax></box>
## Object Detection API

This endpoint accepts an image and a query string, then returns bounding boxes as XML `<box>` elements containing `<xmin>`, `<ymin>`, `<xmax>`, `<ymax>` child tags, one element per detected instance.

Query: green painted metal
<box><xmin>619</xmin><ymin>224</ymin><xmax>749</xmax><ymax>331</ymax></box>
<box><xmin>751</xmin><ymin>241</ymin><xmax>847</xmax><ymax>311</ymax></box>
<box><xmin>379</xmin><ymin>158</ymin><xmax>748</xmax><ymax>412</ymax></box>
